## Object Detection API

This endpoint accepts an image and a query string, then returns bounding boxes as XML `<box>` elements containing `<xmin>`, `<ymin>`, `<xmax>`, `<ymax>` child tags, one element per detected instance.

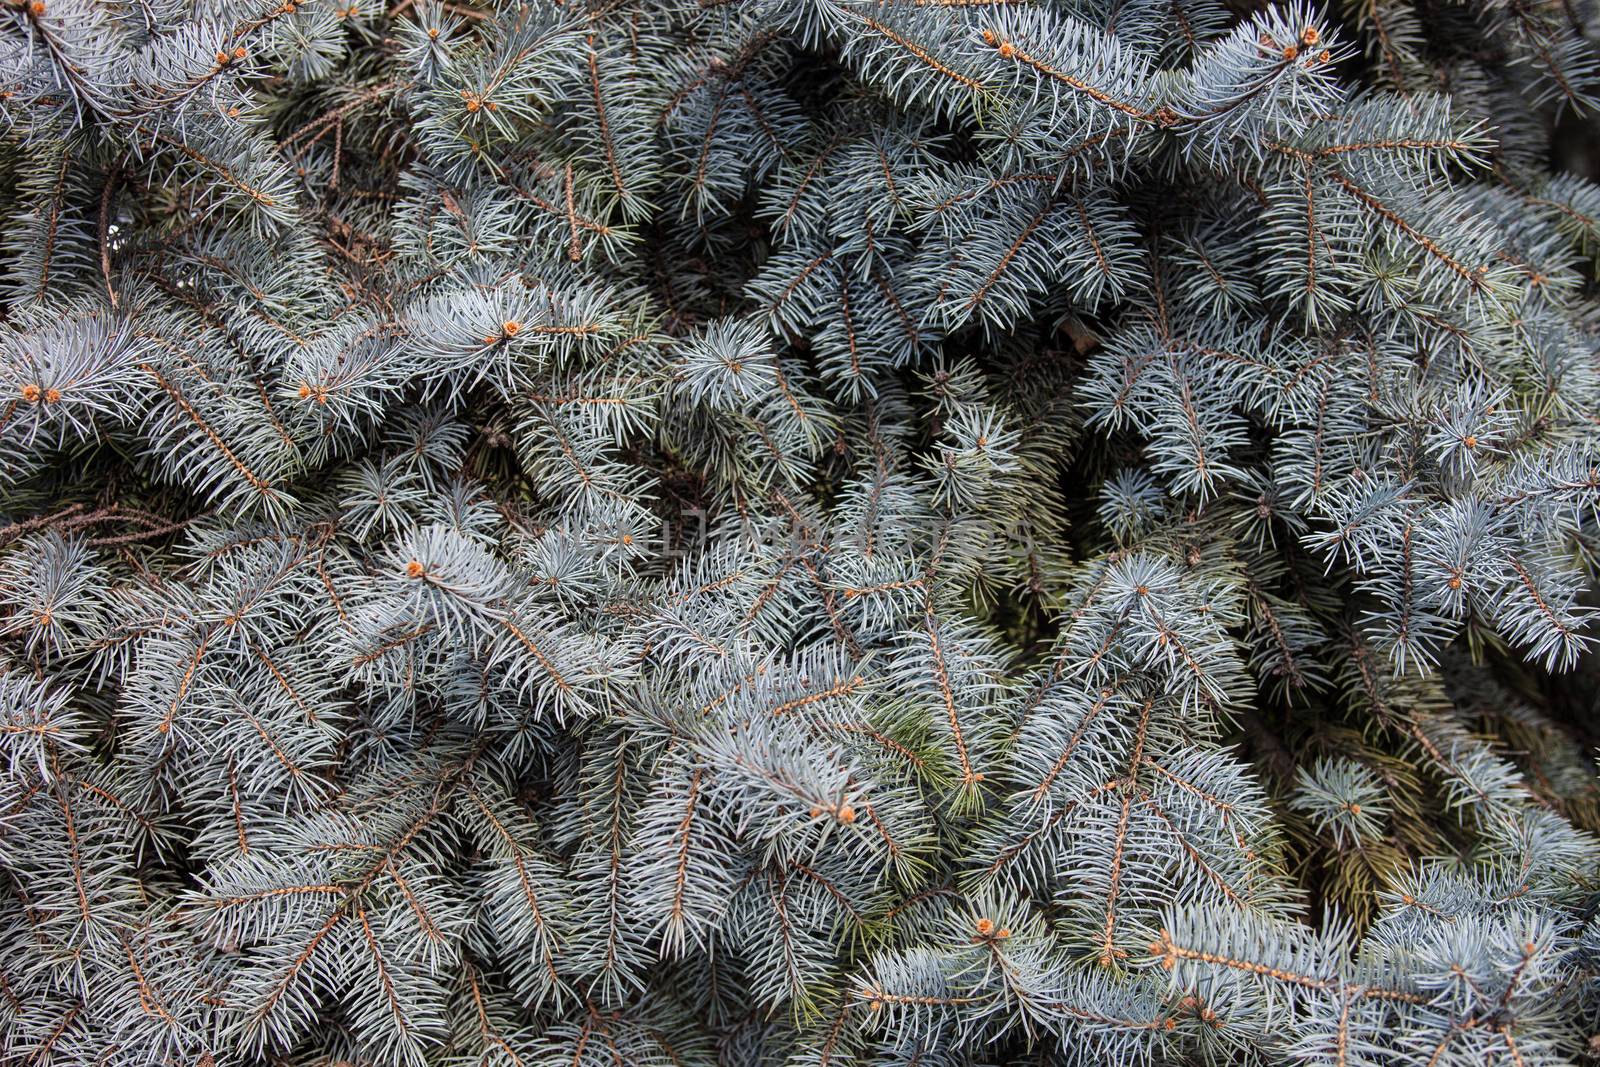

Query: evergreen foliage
<box><xmin>1</xmin><ymin>0</ymin><xmax>1600</xmax><ymax>1063</ymax></box>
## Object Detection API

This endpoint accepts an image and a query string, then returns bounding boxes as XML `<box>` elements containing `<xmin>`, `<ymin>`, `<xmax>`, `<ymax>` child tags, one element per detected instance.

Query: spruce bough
<box><xmin>1</xmin><ymin>0</ymin><xmax>1599</xmax><ymax>1063</ymax></box>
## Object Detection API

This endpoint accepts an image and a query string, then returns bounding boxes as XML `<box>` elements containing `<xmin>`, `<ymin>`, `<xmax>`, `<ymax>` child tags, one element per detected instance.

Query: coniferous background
<box><xmin>2</xmin><ymin>0</ymin><xmax>1600</xmax><ymax>1063</ymax></box>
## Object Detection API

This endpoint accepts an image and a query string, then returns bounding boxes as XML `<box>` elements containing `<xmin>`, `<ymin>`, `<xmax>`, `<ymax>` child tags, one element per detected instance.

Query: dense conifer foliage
<box><xmin>3</xmin><ymin>0</ymin><xmax>1600</xmax><ymax>1062</ymax></box>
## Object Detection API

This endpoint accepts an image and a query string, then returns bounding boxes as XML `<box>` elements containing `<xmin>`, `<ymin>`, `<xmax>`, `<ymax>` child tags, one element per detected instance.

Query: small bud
<box><xmin>975</xmin><ymin>917</ymin><xmax>995</xmax><ymax>936</ymax></box>
<box><xmin>997</xmin><ymin>41</ymin><xmax>1015</xmax><ymax>59</ymax></box>
<box><xmin>996</xmin><ymin>927</ymin><xmax>1010</xmax><ymax>939</ymax></box>
<box><xmin>1301</xmin><ymin>25</ymin><xmax>1320</xmax><ymax>44</ymax></box>
<box><xmin>28</xmin><ymin>0</ymin><xmax>44</xmax><ymax>12</ymax></box>
<box><xmin>298</xmin><ymin>383</ymin><xmax>311</xmax><ymax>399</ymax></box>
<box><xmin>233</xmin><ymin>46</ymin><xmax>247</xmax><ymax>59</ymax></box>
<box><xmin>428</xmin><ymin>26</ymin><xmax>440</xmax><ymax>37</ymax></box>
<box><xmin>837</xmin><ymin>804</ymin><xmax>856</xmax><ymax>824</ymax></box>
<box><xmin>1348</xmin><ymin>802</ymin><xmax>1361</xmax><ymax>814</ymax></box>
<box><xmin>980</xmin><ymin>28</ymin><xmax>996</xmax><ymax>45</ymax></box>
<box><xmin>405</xmin><ymin>560</ymin><xmax>425</xmax><ymax>578</ymax></box>
<box><xmin>217</xmin><ymin>51</ymin><xmax>230</xmax><ymax>65</ymax></box>
<box><xmin>483</xmin><ymin>334</ymin><xmax>498</xmax><ymax>345</ymax></box>
<box><xmin>1318</xmin><ymin>49</ymin><xmax>1331</xmax><ymax>62</ymax></box>
<box><xmin>20</xmin><ymin>384</ymin><xmax>40</xmax><ymax>403</ymax></box>
<box><xmin>44</xmin><ymin>387</ymin><xmax>59</xmax><ymax>404</ymax></box>
<box><xmin>1282</xmin><ymin>44</ymin><xmax>1299</xmax><ymax>60</ymax></box>
<box><xmin>1448</xmin><ymin>575</ymin><xmax>1462</xmax><ymax>590</ymax></box>
<box><xmin>502</xmin><ymin>320</ymin><xmax>521</xmax><ymax>336</ymax></box>
<box><xmin>1463</xmin><ymin>435</ymin><xmax>1477</xmax><ymax>449</ymax></box>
